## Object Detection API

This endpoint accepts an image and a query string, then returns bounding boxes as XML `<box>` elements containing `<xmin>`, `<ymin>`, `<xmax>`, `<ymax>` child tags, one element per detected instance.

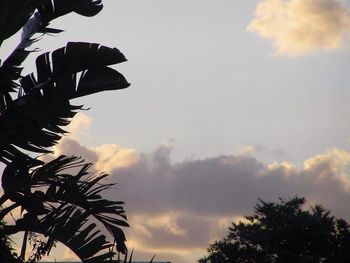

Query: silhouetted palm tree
<box><xmin>0</xmin><ymin>0</ymin><xmax>130</xmax><ymax>261</ymax></box>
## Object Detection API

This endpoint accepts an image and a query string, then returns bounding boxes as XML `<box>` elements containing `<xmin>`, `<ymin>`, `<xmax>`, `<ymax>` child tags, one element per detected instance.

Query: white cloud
<box><xmin>234</xmin><ymin>145</ymin><xmax>261</xmax><ymax>155</ymax></box>
<box><xmin>248</xmin><ymin>0</ymin><xmax>350</xmax><ymax>56</ymax></box>
<box><xmin>65</xmin><ymin>112</ymin><xmax>92</xmax><ymax>140</ymax></box>
<box><xmin>93</xmin><ymin>144</ymin><xmax>140</xmax><ymax>173</ymax></box>
<box><xmin>51</xmin><ymin>114</ymin><xmax>140</xmax><ymax>173</ymax></box>
<box><xmin>53</xmin><ymin>138</ymin><xmax>139</xmax><ymax>174</ymax></box>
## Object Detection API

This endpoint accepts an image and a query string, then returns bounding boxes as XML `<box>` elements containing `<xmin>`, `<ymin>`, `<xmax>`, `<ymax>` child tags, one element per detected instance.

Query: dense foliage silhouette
<box><xmin>199</xmin><ymin>197</ymin><xmax>350</xmax><ymax>263</ymax></box>
<box><xmin>0</xmin><ymin>0</ymin><xmax>130</xmax><ymax>262</ymax></box>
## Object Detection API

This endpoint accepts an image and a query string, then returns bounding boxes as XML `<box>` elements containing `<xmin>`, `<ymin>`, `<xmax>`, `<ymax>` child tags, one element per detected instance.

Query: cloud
<box><xmin>248</xmin><ymin>0</ymin><xmax>350</xmax><ymax>56</ymax></box>
<box><xmin>52</xmin><ymin>132</ymin><xmax>350</xmax><ymax>263</ymax></box>
<box><xmin>62</xmin><ymin>247</ymin><xmax>79</xmax><ymax>261</ymax></box>
<box><xmin>51</xmin><ymin>113</ymin><xmax>140</xmax><ymax>173</ymax></box>
<box><xmin>114</xmin><ymin>147</ymin><xmax>350</xmax><ymax>218</ymax></box>
<box><xmin>43</xmin><ymin>121</ymin><xmax>350</xmax><ymax>262</ymax></box>
<box><xmin>53</xmin><ymin>138</ymin><xmax>140</xmax><ymax>173</ymax></box>
<box><xmin>65</xmin><ymin>112</ymin><xmax>91</xmax><ymax>140</ymax></box>
<box><xmin>39</xmin><ymin>243</ymin><xmax>80</xmax><ymax>262</ymax></box>
<box><xmin>234</xmin><ymin>145</ymin><xmax>262</xmax><ymax>155</ymax></box>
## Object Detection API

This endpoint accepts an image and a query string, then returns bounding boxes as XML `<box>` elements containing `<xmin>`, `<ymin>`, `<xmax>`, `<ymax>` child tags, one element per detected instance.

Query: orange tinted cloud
<box><xmin>248</xmin><ymin>0</ymin><xmax>350</xmax><ymax>56</ymax></box>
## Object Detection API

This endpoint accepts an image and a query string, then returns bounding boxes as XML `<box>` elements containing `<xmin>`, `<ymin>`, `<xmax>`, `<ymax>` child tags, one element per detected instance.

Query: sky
<box><xmin>1</xmin><ymin>0</ymin><xmax>350</xmax><ymax>262</ymax></box>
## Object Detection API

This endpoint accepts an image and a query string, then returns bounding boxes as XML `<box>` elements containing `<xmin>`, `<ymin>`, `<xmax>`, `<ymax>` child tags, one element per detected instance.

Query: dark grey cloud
<box><xmin>109</xmin><ymin>146</ymin><xmax>350</xmax><ymax>218</ymax></box>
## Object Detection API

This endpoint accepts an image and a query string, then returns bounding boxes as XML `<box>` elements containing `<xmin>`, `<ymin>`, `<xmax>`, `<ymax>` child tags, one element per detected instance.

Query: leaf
<box><xmin>38</xmin><ymin>0</ymin><xmax>103</xmax><ymax>23</ymax></box>
<box><xmin>38</xmin><ymin>27</ymin><xmax>65</xmax><ymax>34</ymax></box>
<box><xmin>19</xmin><ymin>156</ymin><xmax>129</xmax><ymax>256</ymax></box>
<box><xmin>74</xmin><ymin>0</ymin><xmax>103</xmax><ymax>17</ymax></box>
<box><xmin>76</xmin><ymin>67</ymin><xmax>130</xmax><ymax>98</ymax></box>
<box><xmin>0</xmin><ymin>42</ymin><xmax>129</xmax><ymax>161</ymax></box>
<box><xmin>0</xmin><ymin>0</ymin><xmax>42</xmax><ymax>44</ymax></box>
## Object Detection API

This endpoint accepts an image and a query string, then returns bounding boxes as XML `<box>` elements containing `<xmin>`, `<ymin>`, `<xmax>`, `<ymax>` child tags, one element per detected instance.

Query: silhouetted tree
<box><xmin>199</xmin><ymin>197</ymin><xmax>350</xmax><ymax>263</ymax></box>
<box><xmin>0</xmin><ymin>0</ymin><xmax>130</xmax><ymax>262</ymax></box>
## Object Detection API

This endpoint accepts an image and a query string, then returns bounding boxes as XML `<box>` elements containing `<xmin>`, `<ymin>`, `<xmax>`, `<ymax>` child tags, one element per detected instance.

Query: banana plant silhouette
<box><xmin>0</xmin><ymin>0</ymin><xmax>130</xmax><ymax>261</ymax></box>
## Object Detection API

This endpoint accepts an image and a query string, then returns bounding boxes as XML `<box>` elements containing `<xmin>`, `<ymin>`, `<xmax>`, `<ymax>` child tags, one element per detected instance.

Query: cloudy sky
<box><xmin>1</xmin><ymin>0</ymin><xmax>350</xmax><ymax>262</ymax></box>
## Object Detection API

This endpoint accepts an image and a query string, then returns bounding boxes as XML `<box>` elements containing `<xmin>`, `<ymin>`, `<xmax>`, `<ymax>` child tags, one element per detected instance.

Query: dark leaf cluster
<box><xmin>2</xmin><ymin>156</ymin><xmax>129</xmax><ymax>261</ymax></box>
<box><xmin>199</xmin><ymin>197</ymin><xmax>350</xmax><ymax>263</ymax></box>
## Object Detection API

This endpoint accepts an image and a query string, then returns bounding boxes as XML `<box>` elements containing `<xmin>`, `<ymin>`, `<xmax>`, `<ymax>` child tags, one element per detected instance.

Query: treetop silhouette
<box><xmin>199</xmin><ymin>197</ymin><xmax>350</xmax><ymax>263</ymax></box>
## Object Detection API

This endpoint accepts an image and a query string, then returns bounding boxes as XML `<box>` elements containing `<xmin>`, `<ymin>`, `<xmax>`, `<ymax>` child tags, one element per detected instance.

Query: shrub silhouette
<box><xmin>0</xmin><ymin>1</ymin><xmax>130</xmax><ymax>262</ymax></box>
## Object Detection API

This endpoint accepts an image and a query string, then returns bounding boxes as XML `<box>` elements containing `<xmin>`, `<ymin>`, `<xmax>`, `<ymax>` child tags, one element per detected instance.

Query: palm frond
<box><xmin>0</xmin><ymin>0</ymin><xmax>43</xmax><ymax>45</ymax></box>
<box><xmin>38</xmin><ymin>0</ymin><xmax>103</xmax><ymax>23</ymax></box>
<box><xmin>1</xmin><ymin>155</ymin><xmax>128</xmax><ymax>260</ymax></box>
<box><xmin>0</xmin><ymin>12</ymin><xmax>47</xmax><ymax>100</ymax></box>
<box><xmin>0</xmin><ymin>42</ymin><xmax>129</xmax><ymax>162</ymax></box>
<box><xmin>0</xmin><ymin>0</ymin><xmax>103</xmax><ymax>113</ymax></box>
<box><xmin>0</xmin><ymin>0</ymin><xmax>105</xmax><ymax>127</ymax></box>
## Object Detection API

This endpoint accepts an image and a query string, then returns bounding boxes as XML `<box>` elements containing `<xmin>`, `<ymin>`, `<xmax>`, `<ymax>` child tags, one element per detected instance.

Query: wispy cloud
<box><xmin>248</xmin><ymin>0</ymin><xmax>350</xmax><ymax>56</ymax></box>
